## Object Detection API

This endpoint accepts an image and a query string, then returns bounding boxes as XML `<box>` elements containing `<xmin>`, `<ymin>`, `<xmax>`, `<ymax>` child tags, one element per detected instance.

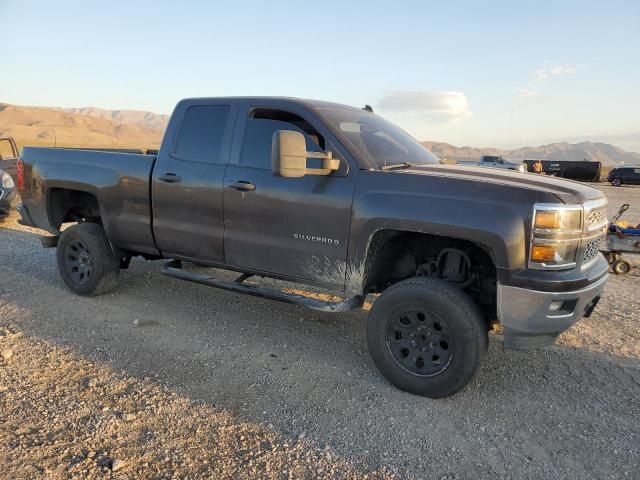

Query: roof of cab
<box><xmin>177</xmin><ymin>96</ymin><xmax>365</xmax><ymax>112</ymax></box>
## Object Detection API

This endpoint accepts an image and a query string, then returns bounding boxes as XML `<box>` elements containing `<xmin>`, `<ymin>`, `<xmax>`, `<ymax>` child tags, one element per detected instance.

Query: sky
<box><xmin>1</xmin><ymin>0</ymin><xmax>639</xmax><ymax>151</ymax></box>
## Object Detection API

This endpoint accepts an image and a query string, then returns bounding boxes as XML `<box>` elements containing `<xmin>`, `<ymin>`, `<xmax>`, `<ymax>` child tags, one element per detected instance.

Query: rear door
<box><xmin>152</xmin><ymin>101</ymin><xmax>237</xmax><ymax>262</ymax></box>
<box><xmin>620</xmin><ymin>168</ymin><xmax>634</xmax><ymax>184</ymax></box>
<box><xmin>222</xmin><ymin>102</ymin><xmax>356</xmax><ymax>287</ymax></box>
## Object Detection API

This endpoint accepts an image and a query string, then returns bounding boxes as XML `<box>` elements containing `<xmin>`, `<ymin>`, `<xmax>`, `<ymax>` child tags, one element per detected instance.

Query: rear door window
<box><xmin>173</xmin><ymin>105</ymin><xmax>231</xmax><ymax>164</ymax></box>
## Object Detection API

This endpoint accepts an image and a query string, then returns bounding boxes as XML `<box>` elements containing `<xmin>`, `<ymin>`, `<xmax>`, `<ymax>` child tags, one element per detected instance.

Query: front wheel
<box><xmin>56</xmin><ymin>223</ymin><xmax>120</xmax><ymax>296</ymax></box>
<box><xmin>611</xmin><ymin>178</ymin><xmax>622</xmax><ymax>187</ymax></box>
<box><xmin>367</xmin><ymin>277</ymin><xmax>487</xmax><ymax>398</ymax></box>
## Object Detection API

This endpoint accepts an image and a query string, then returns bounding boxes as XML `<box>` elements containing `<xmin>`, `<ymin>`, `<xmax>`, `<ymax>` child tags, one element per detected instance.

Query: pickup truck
<box><xmin>457</xmin><ymin>155</ymin><xmax>527</xmax><ymax>172</ymax></box>
<box><xmin>17</xmin><ymin>97</ymin><xmax>609</xmax><ymax>398</ymax></box>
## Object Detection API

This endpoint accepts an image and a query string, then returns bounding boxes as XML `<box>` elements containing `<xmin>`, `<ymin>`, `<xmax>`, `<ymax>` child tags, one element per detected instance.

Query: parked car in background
<box><xmin>607</xmin><ymin>166</ymin><xmax>640</xmax><ymax>186</ymax></box>
<box><xmin>0</xmin><ymin>168</ymin><xmax>17</xmax><ymax>220</ymax></box>
<box><xmin>523</xmin><ymin>160</ymin><xmax>602</xmax><ymax>182</ymax></box>
<box><xmin>457</xmin><ymin>155</ymin><xmax>526</xmax><ymax>172</ymax></box>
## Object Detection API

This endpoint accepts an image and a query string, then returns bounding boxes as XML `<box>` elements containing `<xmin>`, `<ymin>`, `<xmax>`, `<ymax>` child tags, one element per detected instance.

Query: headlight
<box><xmin>1</xmin><ymin>171</ymin><xmax>14</xmax><ymax>189</ymax></box>
<box><xmin>529</xmin><ymin>204</ymin><xmax>583</xmax><ymax>270</ymax></box>
<box><xmin>533</xmin><ymin>209</ymin><xmax>582</xmax><ymax>232</ymax></box>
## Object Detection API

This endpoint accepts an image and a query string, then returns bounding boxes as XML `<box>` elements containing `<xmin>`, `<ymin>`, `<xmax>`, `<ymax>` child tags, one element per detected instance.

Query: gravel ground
<box><xmin>1</xmin><ymin>183</ymin><xmax>639</xmax><ymax>479</ymax></box>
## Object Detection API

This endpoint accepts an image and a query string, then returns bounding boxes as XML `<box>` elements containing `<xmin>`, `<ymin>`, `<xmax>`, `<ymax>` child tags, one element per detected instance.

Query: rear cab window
<box><xmin>173</xmin><ymin>105</ymin><xmax>232</xmax><ymax>164</ymax></box>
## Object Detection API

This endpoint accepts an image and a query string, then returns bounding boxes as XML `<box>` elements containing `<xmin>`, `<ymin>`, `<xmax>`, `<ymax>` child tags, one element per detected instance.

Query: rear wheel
<box><xmin>367</xmin><ymin>277</ymin><xmax>487</xmax><ymax>398</ymax></box>
<box><xmin>611</xmin><ymin>178</ymin><xmax>622</xmax><ymax>187</ymax></box>
<box><xmin>57</xmin><ymin>223</ymin><xmax>120</xmax><ymax>295</ymax></box>
<box><xmin>612</xmin><ymin>259</ymin><xmax>631</xmax><ymax>275</ymax></box>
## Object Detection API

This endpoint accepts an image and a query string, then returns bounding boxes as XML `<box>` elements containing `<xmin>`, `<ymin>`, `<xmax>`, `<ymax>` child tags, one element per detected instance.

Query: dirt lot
<box><xmin>1</xmin><ymin>183</ymin><xmax>639</xmax><ymax>479</ymax></box>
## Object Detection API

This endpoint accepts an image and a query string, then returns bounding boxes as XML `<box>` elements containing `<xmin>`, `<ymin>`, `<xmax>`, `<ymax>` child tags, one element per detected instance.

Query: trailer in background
<box><xmin>523</xmin><ymin>159</ymin><xmax>601</xmax><ymax>182</ymax></box>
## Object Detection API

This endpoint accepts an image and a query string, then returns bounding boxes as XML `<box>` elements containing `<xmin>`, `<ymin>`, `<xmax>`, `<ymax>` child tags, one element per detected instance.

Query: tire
<box><xmin>612</xmin><ymin>259</ymin><xmax>631</xmax><ymax>275</ymax></box>
<box><xmin>367</xmin><ymin>277</ymin><xmax>487</xmax><ymax>398</ymax></box>
<box><xmin>56</xmin><ymin>223</ymin><xmax>120</xmax><ymax>296</ymax></box>
<box><xmin>611</xmin><ymin>178</ymin><xmax>622</xmax><ymax>187</ymax></box>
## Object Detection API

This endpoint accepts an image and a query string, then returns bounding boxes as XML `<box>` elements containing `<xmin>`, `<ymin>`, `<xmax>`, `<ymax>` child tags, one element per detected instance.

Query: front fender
<box><xmin>345</xmin><ymin>188</ymin><xmax>530</xmax><ymax>295</ymax></box>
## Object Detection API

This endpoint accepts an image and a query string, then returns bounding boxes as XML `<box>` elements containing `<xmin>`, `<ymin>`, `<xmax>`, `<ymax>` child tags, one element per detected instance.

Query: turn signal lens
<box><xmin>530</xmin><ymin>241</ymin><xmax>578</xmax><ymax>267</ymax></box>
<box><xmin>531</xmin><ymin>245</ymin><xmax>557</xmax><ymax>262</ymax></box>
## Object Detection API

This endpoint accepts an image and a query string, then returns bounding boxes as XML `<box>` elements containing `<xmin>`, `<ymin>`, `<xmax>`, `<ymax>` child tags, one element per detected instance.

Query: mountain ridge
<box><xmin>422</xmin><ymin>140</ymin><xmax>640</xmax><ymax>166</ymax></box>
<box><xmin>0</xmin><ymin>103</ymin><xmax>163</xmax><ymax>150</ymax></box>
<box><xmin>1</xmin><ymin>102</ymin><xmax>639</xmax><ymax>166</ymax></box>
<box><xmin>56</xmin><ymin>106</ymin><xmax>169</xmax><ymax>132</ymax></box>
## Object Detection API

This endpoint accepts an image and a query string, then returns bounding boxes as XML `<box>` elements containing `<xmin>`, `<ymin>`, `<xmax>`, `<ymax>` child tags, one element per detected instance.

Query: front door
<box><xmin>152</xmin><ymin>102</ymin><xmax>236</xmax><ymax>262</ymax></box>
<box><xmin>223</xmin><ymin>104</ymin><xmax>356</xmax><ymax>287</ymax></box>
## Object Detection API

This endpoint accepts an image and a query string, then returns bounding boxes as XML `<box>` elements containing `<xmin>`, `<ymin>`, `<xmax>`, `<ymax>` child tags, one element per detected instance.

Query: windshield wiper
<box><xmin>380</xmin><ymin>162</ymin><xmax>414</xmax><ymax>171</ymax></box>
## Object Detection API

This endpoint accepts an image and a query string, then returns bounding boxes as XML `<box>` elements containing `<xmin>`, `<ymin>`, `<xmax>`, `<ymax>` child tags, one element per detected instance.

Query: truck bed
<box><xmin>20</xmin><ymin>147</ymin><xmax>158</xmax><ymax>255</ymax></box>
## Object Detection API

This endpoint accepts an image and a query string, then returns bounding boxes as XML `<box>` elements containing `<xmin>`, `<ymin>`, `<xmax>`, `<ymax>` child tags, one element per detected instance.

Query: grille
<box><xmin>587</xmin><ymin>208</ymin><xmax>607</xmax><ymax>227</ymax></box>
<box><xmin>583</xmin><ymin>237</ymin><xmax>604</xmax><ymax>264</ymax></box>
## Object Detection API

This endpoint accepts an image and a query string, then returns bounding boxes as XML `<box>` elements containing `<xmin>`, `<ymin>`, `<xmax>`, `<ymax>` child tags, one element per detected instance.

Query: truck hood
<box><xmin>392</xmin><ymin>164</ymin><xmax>604</xmax><ymax>204</ymax></box>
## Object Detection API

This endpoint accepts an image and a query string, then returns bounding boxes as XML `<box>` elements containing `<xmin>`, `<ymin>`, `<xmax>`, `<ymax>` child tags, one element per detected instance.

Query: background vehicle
<box><xmin>457</xmin><ymin>155</ymin><xmax>526</xmax><ymax>172</ymax></box>
<box><xmin>523</xmin><ymin>159</ymin><xmax>602</xmax><ymax>181</ymax></box>
<box><xmin>607</xmin><ymin>166</ymin><xmax>640</xmax><ymax>186</ymax></box>
<box><xmin>0</xmin><ymin>168</ymin><xmax>16</xmax><ymax>220</ymax></box>
<box><xmin>16</xmin><ymin>97</ymin><xmax>609</xmax><ymax>398</ymax></box>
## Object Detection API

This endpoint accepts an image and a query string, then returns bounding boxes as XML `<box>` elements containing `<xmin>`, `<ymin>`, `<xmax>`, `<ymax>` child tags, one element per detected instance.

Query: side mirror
<box><xmin>271</xmin><ymin>130</ymin><xmax>340</xmax><ymax>178</ymax></box>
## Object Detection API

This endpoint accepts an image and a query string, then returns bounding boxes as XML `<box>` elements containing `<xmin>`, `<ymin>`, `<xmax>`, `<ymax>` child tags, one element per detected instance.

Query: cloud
<box><xmin>516</xmin><ymin>88</ymin><xmax>539</xmax><ymax>98</ymax></box>
<box><xmin>535</xmin><ymin>63</ymin><xmax>579</xmax><ymax>82</ymax></box>
<box><xmin>377</xmin><ymin>90</ymin><xmax>471</xmax><ymax>122</ymax></box>
<box><xmin>517</xmin><ymin>62</ymin><xmax>581</xmax><ymax>98</ymax></box>
<box><xmin>549</xmin><ymin>64</ymin><xmax>577</xmax><ymax>76</ymax></box>
<box><xmin>535</xmin><ymin>69</ymin><xmax>548</xmax><ymax>82</ymax></box>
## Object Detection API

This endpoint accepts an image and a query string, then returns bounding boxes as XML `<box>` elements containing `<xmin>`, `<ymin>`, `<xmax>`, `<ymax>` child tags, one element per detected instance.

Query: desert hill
<box><xmin>1</xmin><ymin>102</ymin><xmax>639</xmax><ymax>167</ymax></box>
<box><xmin>57</xmin><ymin>106</ymin><xmax>169</xmax><ymax>132</ymax></box>
<box><xmin>0</xmin><ymin>103</ymin><xmax>163</xmax><ymax>150</ymax></box>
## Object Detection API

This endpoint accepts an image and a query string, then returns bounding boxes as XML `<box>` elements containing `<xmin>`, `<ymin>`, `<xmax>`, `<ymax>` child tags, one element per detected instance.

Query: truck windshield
<box><xmin>318</xmin><ymin>108</ymin><xmax>440</xmax><ymax>169</ymax></box>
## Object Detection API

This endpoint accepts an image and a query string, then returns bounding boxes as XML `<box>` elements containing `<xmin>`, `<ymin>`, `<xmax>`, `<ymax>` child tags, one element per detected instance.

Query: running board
<box><xmin>161</xmin><ymin>260</ymin><xmax>364</xmax><ymax>313</ymax></box>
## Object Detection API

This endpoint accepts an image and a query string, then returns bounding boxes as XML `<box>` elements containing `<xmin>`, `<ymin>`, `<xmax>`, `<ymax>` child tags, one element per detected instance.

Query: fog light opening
<box><xmin>548</xmin><ymin>299</ymin><xmax>578</xmax><ymax>316</ymax></box>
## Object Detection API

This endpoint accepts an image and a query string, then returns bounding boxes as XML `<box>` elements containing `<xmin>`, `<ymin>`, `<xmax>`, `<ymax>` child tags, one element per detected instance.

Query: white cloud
<box><xmin>535</xmin><ymin>69</ymin><xmax>548</xmax><ymax>82</ymax></box>
<box><xmin>517</xmin><ymin>63</ymin><xmax>581</xmax><ymax>98</ymax></box>
<box><xmin>549</xmin><ymin>64</ymin><xmax>577</xmax><ymax>76</ymax></box>
<box><xmin>535</xmin><ymin>63</ymin><xmax>579</xmax><ymax>82</ymax></box>
<box><xmin>377</xmin><ymin>90</ymin><xmax>471</xmax><ymax>122</ymax></box>
<box><xmin>516</xmin><ymin>88</ymin><xmax>539</xmax><ymax>98</ymax></box>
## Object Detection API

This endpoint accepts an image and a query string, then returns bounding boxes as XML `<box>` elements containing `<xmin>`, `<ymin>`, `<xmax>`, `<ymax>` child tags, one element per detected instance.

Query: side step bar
<box><xmin>161</xmin><ymin>260</ymin><xmax>364</xmax><ymax>313</ymax></box>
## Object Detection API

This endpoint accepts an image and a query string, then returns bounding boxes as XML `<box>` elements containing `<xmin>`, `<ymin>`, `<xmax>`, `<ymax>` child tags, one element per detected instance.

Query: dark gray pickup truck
<box><xmin>17</xmin><ymin>97</ymin><xmax>609</xmax><ymax>397</ymax></box>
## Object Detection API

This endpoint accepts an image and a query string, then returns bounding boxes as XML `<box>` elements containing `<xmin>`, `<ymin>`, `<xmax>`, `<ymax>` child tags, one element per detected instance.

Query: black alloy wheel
<box><xmin>386</xmin><ymin>308</ymin><xmax>454</xmax><ymax>377</ymax></box>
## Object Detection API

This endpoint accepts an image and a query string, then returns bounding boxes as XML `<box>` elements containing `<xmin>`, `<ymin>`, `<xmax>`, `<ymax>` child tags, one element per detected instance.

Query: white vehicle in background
<box><xmin>457</xmin><ymin>155</ymin><xmax>527</xmax><ymax>172</ymax></box>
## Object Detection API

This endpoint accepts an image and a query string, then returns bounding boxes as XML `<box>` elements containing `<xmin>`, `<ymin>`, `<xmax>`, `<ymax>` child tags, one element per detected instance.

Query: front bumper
<box><xmin>498</xmin><ymin>268</ymin><xmax>608</xmax><ymax>350</ymax></box>
<box><xmin>0</xmin><ymin>188</ymin><xmax>17</xmax><ymax>218</ymax></box>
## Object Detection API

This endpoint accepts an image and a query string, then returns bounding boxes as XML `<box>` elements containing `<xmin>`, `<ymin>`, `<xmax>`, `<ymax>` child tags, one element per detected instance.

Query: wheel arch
<box><xmin>47</xmin><ymin>187</ymin><xmax>103</xmax><ymax>230</ymax></box>
<box><xmin>359</xmin><ymin>228</ymin><xmax>497</xmax><ymax>291</ymax></box>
